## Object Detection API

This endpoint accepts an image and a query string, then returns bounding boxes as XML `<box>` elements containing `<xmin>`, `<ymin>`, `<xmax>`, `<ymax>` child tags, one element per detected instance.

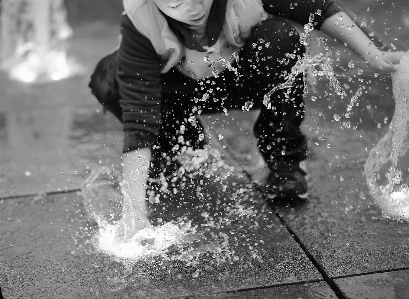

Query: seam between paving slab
<box><xmin>241</xmin><ymin>164</ymin><xmax>409</xmax><ymax>296</ymax></box>
<box><xmin>206</xmin><ymin>132</ymin><xmax>348</xmax><ymax>299</ymax></box>
<box><xmin>172</xmin><ymin>279</ymin><xmax>325</xmax><ymax>299</ymax></box>
<box><xmin>146</xmin><ymin>122</ymin><xmax>350</xmax><ymax>299</ymax></box>
<box><xmin>0</xmin><ymin>188</ymin><xmax>81</xmax><ymax>201</ymax></box>
<box><xmin>330</xmin><ymin>267</ymin><xmax>409</xmax><ymax>280</ymax></box>
<box><xmin>263</xmin><ymin>203</ymin><xmax>347</xmax><ymax>299</ymax></box>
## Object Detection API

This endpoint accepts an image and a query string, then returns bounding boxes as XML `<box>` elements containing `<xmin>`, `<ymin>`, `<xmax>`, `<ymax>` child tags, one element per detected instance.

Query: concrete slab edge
<box><xmin>0</xmin><ymin>188</ymin><xmax>81</xmax><ymax>201</ymax></box>
<box><xmin>172</xmin><ymin>279</ymin><xmax>325</xmax><ymax>299</ymax></box>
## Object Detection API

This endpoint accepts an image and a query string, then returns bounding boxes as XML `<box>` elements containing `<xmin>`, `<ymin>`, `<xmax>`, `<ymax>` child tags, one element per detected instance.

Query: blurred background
<box><xmin>0</xmin><ymin>0</ymin><xmax>408</xmax><ymax>198</ymax></box>
<box><xmin>65</xmin><ymin>0</ymin><xmax>123</xmax><ymax>26</ymax></box>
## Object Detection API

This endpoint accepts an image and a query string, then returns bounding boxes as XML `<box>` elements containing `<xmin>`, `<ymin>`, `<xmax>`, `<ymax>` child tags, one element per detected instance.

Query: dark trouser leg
<box><xmin>237</xmin><ymin>18</ymin><xmax>307</xmax><ymax>171</ymax></box>
<box><xmin>149</xmin><ymin>105</ymin><xmax>207</xmax><ymax>177</ymax></box>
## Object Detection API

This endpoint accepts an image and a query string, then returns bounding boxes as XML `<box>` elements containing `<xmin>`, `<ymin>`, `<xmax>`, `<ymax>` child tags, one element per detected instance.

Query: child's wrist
<box><xmin>361</xmin><ymin>47</ymin><xmax>383</xmax><ymax>63</ymax></box>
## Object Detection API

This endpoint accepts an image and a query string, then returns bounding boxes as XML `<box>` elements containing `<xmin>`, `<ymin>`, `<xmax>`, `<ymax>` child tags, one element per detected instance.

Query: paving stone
<box><xmin>0</xmin><ymin>171</ymin><xmax>321</xmax><ymax>298</ymax></box>
<box><xmin>335</xmin><ymin>270</ymin><xmax>409</xmax><ymax>299</ymax></box>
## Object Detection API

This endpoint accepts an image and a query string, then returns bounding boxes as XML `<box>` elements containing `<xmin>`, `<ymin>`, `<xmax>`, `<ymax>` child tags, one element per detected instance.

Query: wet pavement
<box><xmin>0</xmin><ymin>25</ymin><xmax>123</xmax><ymax>197</ymax></box>
<box><xmin>1</xmin><ymin>1</ymin><xmax>409</xmax><ymax>298</ymax></box>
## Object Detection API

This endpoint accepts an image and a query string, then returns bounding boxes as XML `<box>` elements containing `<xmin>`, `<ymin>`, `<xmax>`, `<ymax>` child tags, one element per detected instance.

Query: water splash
<box><xmin>263</xmin><ymin>51</ymin><xmax>346</xmax><ymax>110</ymax></box>
<box><xmin>80</xmin><ymin>148</ymin><xmax>243</xmax><ymax>264</ymax></box>
<box><xmin>365</xmin><ymin>52</ymin><xmax>409</xmax><ymax>221</ymax></box>
<box><xmin>148</xmin><ymin>146</ymin><xmax>235</xmax><ymax>188</ymax></box>
<box><xmin>80</xmin><ymin>167</ymin><xmax>195</xmax><ymax>260</ymax></box>
<box><xmin>95</xmin><ymin>220</ymin><xmax>198</xmax><ymax>260</ymax></box>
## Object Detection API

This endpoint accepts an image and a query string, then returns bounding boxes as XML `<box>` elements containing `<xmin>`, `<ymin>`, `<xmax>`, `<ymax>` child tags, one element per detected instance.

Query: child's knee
<box><xmin>89</xmin><ymin>51</ymin><xmax>120</xmax><ymax>106</ymax></box>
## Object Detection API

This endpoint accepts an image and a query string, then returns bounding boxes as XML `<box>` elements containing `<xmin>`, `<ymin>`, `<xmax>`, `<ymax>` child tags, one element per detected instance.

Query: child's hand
<box><xmin>116</xmin><ymin>209</ymin><xmax>152</xmax><ymax>240</ymax></box>
<box><xmin>366</xmin><ymin>50</ymin><xmax>406</xmax><ymax>73</ymax></box>
<box><xmin>116</xmin><ymin>192</ymin><xmax>152</xmax><ymax>240</ymax></box>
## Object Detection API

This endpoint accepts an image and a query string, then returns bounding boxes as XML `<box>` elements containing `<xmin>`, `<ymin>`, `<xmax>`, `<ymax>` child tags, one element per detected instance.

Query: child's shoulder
<box><xmin>123</xmin><ymin>0</ymin><xmax>149</xmax><ymax>14</ymax></box>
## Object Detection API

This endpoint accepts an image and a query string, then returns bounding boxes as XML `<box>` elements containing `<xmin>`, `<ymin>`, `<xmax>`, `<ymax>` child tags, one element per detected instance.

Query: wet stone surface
<box><xmin>0</xmin><ymin>172</ymin><xmax>322</xmax><ymax>298</ymax></box>
<box><xmin>268</xmin><ymin>140</ymin><xmax>409</xmax><ymax>278</ymax></box>
<box><xmin>335</xmin><ymin>270</ymin><xmax>409</xmax><ymax>299</ymax></box>
<box><xmin>0</xmin><ymin>27</ymin><xmax>122</xmax><ymax>198</ymax></box>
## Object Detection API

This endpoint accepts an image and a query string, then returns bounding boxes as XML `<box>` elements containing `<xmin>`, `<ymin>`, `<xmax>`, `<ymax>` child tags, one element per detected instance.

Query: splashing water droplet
<box><xmin>333</xmin><ymin>114</ymin><xmax>341</xmax><ymax>122</ymax></box>
<box><xmin>242</xmin><ymin>101</ymin><xmax>254</xmax><ymax>112</ymax></box>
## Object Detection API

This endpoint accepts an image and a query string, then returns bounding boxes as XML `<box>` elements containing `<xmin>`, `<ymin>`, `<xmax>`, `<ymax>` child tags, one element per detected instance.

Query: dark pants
<box><xmin>90</xmin><ymin>18</ymin><xmax>307</xmax><ymax>172</ymax></box>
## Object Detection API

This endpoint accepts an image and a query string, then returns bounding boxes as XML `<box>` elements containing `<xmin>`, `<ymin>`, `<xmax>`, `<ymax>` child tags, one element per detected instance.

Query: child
<box><xmin>90</xmin><ymin>0</ymin><xmax>403</xmax><ymax>239</ymax></box>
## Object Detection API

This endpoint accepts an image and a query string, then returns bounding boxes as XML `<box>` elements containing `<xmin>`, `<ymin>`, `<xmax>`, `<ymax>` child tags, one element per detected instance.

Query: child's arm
<box><xmin>262</xmin><ymin>0</ymin><xmax>403</xmax><ymax>71</ymax></box>
<box><xmin>115</xmin><ymin>15</ymin><xmax>163</xmax><ymax>238</ymax></box>
<box><xmin>117</xmin><ymin>147</ymin><xmax>152</xmax><ymax>239</ymax></box>
<box><xmin>320</xmin><ymin>11</ymin><xmax>402</xmax><ymax>73</ymax></box>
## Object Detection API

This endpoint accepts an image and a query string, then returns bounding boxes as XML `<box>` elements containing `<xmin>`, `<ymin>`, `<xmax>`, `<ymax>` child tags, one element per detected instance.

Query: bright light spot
<box><xmin>11</xmin><ymin>68</ymin><xmax>37</xmax><ymax>83</ymax></box>
<box><xmin>51</xmin><ymin>72</ymin><xmax>64</xmax><ymax>81</ymax></box>
<box><xmin>96</xmin><ymin>222</ymin><xmax>195</xmax><ymax>260</ymax></box>
<box><xmin>390</xmin><ymin>191</ymin><xmax>408</xmax><ymax>201</ymax></box>
<box><xmin>9</xmin><ymin>55</ymin><xmax>40</xmax><ymax>82</ymax></box>
<box><xmin>7</xmin><ymin>50</ymin><xmax>83</xmax><ymax>83</ymax></box>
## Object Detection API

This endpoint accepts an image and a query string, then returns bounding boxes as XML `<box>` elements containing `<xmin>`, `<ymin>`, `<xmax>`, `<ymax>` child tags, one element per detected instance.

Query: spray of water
<box><xmin>81</xmin><ymin>148</ymin><xmax>258</xmax><ymax>267</ymax></box>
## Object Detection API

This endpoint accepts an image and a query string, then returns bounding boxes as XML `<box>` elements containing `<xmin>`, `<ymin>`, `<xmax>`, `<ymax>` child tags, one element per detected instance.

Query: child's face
<box><xmin>153</xmin><ymin>0</ymin><xmax>214</xmax><ymax>28</ymax></box>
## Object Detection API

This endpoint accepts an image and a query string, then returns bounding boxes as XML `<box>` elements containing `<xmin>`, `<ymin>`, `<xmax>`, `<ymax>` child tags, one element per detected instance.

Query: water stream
<box><xmin>365</xmin><ymin>53</ymin><xmax>409</xmax><ymax>221</ymax></box>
